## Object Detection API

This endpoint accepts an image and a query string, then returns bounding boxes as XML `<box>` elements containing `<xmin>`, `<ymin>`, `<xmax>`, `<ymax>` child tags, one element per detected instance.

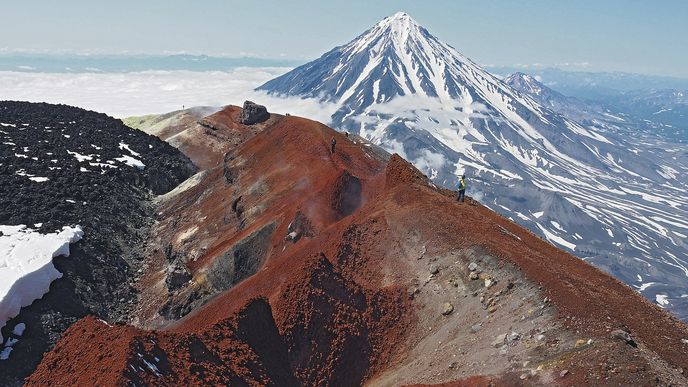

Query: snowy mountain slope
<box><xmin>258</xmin><ymin>12</ymin><xmax>688</xmax><ymax>319</ymax></box>
<box><xmin>504</xmin><ymin>72</ymin><xmax>623</xmax><ymax>124</ymax></box>
<box><xmin>607</xmin><ymin>88</ymin><xmax>688</xmax><ymax>143</ymax></box>
<box><xmin>503</xmin><ymin>71</ymin><xmax>687</xmax><ymax>143</ymax></box>
<box><xmin>504</xmin><ymin>72</ymin><xmax>687</xmax><ymax>176</ymax></box>
<box><xmin>504</xmin><ymin>72</ymin><xmax>681</xmax><ymax>141</ymax></box>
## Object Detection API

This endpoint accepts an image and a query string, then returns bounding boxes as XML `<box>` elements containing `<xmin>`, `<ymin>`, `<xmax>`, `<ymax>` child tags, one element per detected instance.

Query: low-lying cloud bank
<box><xmin>0</xmin><ymin>68</ymin><xmax>338</xmax><ymax>123</ymax></box>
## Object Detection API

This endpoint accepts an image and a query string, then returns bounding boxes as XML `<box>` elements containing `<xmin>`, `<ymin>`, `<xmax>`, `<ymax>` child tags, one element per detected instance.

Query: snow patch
<box><xmin>536</xmin><ymin>223</ymin><xmax>576</xmax><ymax>251</ymax></box>
<box><xmin>142</xmin><ymin>358</ymin><xmax>162</xmax><ymax>376</ymax></box>
<box><xmin>636</xmin><ymin>282</ymin><xmax>656</xmax><ymax>291</ymax></box>
<box><xmin>67</xmin><ymin>150</ymin><xmax>93</xmax><ymax>162</ymax></box>
<box><xmin>119</xmin><ymin>142</ymin><xmax>141</xmax><ymax>157</ymax></box>
<box><xmin>4</xmin><ymin>337</ymin><xmax>18</xmax><ymax>347</ymax></box>
<box><xmin>0</xmin><ymin>225</ymin><xmax>83</xmax><ymax>344</ymax></box>
<box><xmin>0</xmin><ymin>347</ymin><xmax>12</xmax><ymax>360</ymax></box>
<box><xmin>115</xmin><ymin>154</ymin><xmax>145</xmax><ymax>170</ymax></box>
<box><xmin>12</xmin><ymin>323</ymin><xmax>25</xmax><ymax>336</ymax></box>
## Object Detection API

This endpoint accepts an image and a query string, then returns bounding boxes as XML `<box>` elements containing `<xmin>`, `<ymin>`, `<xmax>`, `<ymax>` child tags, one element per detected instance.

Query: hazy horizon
<box><xmin>2</xmin><ymin>0</ymin><xmax>687</xmax><ymax>78</ymax></box>
<box><xmin>2</xmin><ymin>52</ymin><xmax>688</xmax><ymax>83</ymax></box>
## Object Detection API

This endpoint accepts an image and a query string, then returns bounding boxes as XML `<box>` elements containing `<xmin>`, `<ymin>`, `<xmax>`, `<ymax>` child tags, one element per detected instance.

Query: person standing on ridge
<box><xmin>331</xmin><ymin>137</ymin><xmax>337</xmax><ymax>154</ymax></box>
<box><xmin>457</xmin><ymin>175</ymin><xmax>467</xmax><ymax>202</ymax></box>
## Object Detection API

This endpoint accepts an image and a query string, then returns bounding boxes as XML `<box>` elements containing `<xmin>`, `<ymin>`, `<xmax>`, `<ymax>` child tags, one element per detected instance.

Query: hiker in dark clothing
<box><xmin>331</xmin><ymin>137</ymin><xmax>337</xmax><ymax>154</ymax></box>
<box><xmin>457</xmin><ymin>175</ymin><xmax>466</xmax><ymax>202</ymax></box>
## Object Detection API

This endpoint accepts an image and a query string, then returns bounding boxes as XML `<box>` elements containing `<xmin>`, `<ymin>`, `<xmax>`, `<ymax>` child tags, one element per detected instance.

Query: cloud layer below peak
<box><xmin>0</xmin><ymin>68</ymin><xmax>338</xmax><ymax>122</ymax></box>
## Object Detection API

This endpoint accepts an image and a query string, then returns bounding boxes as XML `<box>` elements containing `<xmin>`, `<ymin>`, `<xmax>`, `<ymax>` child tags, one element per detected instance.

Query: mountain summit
<box><xmin>504</xmin><ymin>72</ymin><xmax>548</xmax><ymax>96</ymax></box>
<box><xmin>258</xmin><ymin>13</ymin><xmax>688</xmax><ymax>319</ymax></box>
<box><xmin>259</xmin><ymin>11</ymin><xmax>490</xmax><ymax>111</ymax></box>
<box><xmin>259</xmin><ymin>11</ymin><xmax>537</xmax><ymax>120</ymax></box>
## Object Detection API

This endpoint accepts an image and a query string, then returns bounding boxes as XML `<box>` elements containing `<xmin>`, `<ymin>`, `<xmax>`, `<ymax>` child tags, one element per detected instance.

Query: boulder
<box><xmin>492</xmin><ymin>333</ymin><xmax>507</xmax><ymax>347</ymax></box>
<box><xmin>239</xmin><ymin>100</ymin><xmax>269</xmax><ymax>125</ymax></box>
<box><xmin>166</xmin><ymin>265</ymin><xmax>192</xmax><ymax>290</ymax></box>
<box><xmin>441</xmin><ymin>302</ymin><xmax>454</xmax><ymax>315</ymax></box>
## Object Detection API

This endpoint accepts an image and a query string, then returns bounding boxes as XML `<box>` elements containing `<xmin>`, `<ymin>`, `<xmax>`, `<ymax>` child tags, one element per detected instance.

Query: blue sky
<box><xmin>2</xmin><ymin>0</ymin><xmax>687</xmax><ymax>77</ymax></box>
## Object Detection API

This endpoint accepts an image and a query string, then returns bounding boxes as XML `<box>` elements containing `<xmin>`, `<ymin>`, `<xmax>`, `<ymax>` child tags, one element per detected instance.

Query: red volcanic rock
<box><xmin>28</xmin><ymin>299</ymin><xmax>299</xmax><ymax>386</ymax></box>
<box><xmin>27</xmin><ymin>106</ymin><xmax>688</xmax><ymax>386</ymax></box>
<box><xmin>273</xmin><ymin>253</ymin><xmax>407</xmax><ymax>386</ymax></box>
<box><xmin>385</xmin><ymin>153</ymin><xmax>429</xmax><ymax>188</ymax></box>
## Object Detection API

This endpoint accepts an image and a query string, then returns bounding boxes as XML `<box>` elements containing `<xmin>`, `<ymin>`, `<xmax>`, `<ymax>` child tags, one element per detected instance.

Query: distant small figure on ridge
<box><xmin>331</xmin><ymin>137</ymin><xmax>337</xmax><ymax>154</ymax></box>
<box><xmin>457</xmin><ymin>175</ymin><xmax>466</xmax><ymax>202</ymax></box>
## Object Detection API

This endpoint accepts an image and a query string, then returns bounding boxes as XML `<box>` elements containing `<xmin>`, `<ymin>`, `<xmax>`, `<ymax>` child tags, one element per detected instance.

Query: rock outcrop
<box><xmin>238</xmin><ymin>100</ymin><xmax>269</xmax><ymax>125</ymax></box>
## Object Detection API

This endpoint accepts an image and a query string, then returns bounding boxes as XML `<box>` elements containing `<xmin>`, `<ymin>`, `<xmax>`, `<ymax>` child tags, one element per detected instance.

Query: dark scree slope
<box><xmin>0</xmin><ymin>101</ymin><xmax>196</xmax><ymax>385</ymax></box>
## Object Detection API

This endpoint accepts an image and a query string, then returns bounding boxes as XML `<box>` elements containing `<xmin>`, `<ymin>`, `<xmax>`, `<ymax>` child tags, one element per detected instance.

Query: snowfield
<box><xmin>0</xmin><ymin>225</ymin><xmax>83</xmax><ymax>346</ymax></box>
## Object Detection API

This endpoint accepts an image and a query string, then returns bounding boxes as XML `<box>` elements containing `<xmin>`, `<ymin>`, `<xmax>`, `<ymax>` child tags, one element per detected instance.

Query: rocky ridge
<box><xmin>25</xmin><ymin>104</ymin><xmax>688</xmax><ymax>386</ymax></box>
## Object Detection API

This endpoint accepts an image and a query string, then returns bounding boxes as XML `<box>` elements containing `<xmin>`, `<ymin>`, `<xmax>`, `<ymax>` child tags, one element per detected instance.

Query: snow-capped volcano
<box><xmin>261</xmin><ymin>12</ymin><xmax>554</xmax><ymax>123</ymax></box>
<box><xmin>258</xmin><ymin>12</ymin><xmax>688</xmax><ymax>319</ymax></box>
<box><xmin>261</xmin><ymin>12</ymin><xmax>494</xmax><ymax>109</ymax></box>
<box><xmin>260</xmin><ymin>11</ymin><xmax>616</xmax><ymax>165</ymax></box>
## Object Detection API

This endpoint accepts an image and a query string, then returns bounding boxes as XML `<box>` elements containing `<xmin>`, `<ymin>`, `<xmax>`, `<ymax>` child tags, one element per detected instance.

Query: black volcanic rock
<box><xmin>0</xmin><ymin>101</ymin><xmax>196</xmax><ymax>385</ymax></box>
<box><xmin>238</xmin><ymin>101</ymin><xmax>269</xmax><ymax>125</ymax></box>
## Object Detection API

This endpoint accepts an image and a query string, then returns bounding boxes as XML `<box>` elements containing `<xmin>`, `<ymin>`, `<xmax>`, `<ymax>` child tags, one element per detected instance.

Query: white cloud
<box><xmin>365</xmin><ymin>95</ymin><xmax>492</xmax><ymax>125</ymax></box>
<box><xmin>0</xmin><ymin>68</ymin><xmax>338</xmax><ymax>122</ymax></box>
<box><xmin>413</xmin><ymin>149</ymin><xmax>446</xmax><ymax>174</ymax></box>
<box><xmin>255</xmin><ymin>95</ymin><xmax>339</xmax><ymax>125</ymax></box>
<box><xmin>556</xmin><ymin>62</ymin><xmax>592</xmax><ymax>68</ymax></box>
<box><xmin>382</xmin><ymin>139</ymin><xmax>408</xmax><ymax>159</ymax></box>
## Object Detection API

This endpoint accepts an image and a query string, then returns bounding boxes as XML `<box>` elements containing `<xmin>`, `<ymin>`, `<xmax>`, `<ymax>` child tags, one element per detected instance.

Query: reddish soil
<box><xmin>151</xmin><ymin>105</ymin><xmax>281</xmax><ymax>169</ymax></box>
<box><xmin>27</xmin><ymin>106</ymin><xmax>688</xmax><ymax>386</ymax></box>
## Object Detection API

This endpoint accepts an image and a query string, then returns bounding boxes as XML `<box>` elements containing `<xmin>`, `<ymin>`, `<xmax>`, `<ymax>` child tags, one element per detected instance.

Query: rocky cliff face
<box><xmin>0</xmin><ymin>101</ymin><xmax>196</xmax><ymax>385</ymax></box>
<box><xmin>24</xmin><ymin>105</ymin><xmax>688</xmax><ymax>386</ymax></box>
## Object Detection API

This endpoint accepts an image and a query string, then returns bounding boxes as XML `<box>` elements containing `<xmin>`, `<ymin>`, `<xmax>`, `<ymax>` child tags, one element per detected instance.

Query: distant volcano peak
<box><xmin>258</xmin><ymin>10</ymin><xmax>485</xmax><ymax>109</ymax></box>
<box><xmin>377</xmin><ymin>11</ymin><xmax>419</xmax><ymax>30</ymax></box>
